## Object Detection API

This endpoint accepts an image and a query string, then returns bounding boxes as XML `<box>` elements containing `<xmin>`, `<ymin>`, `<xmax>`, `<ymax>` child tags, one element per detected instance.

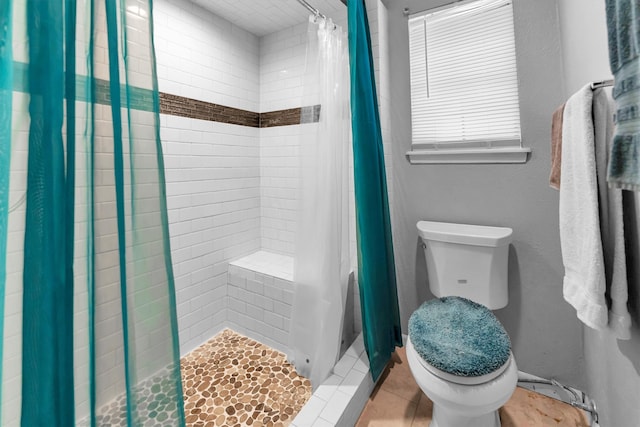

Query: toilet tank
<box><xmin>417</xmin><ymin>221</ymin><xmax>512</xmax><ymax>310</ymax></box>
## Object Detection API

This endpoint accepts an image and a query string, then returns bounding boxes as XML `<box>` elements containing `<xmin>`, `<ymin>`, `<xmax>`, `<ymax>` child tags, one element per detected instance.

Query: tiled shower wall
<box><xmin>154</xmin><ymin>0</ymin><xmax>262</xmax><ymax>354</ymax></box>
<box><xmin>154</xmin><ymin>0</ymin><xmax>260</xmax><ymax>112</ymax></box>
<box><xmin>259</xmin><ymin>125</ymin><xmax>301</xmax><ymax>256</ymax></box>
<box><xmin>160</xmin><ymin>117</ymin><xmax>261</xmax><ymax>354</ymax></box>
<box><xmin>258</xmin><ymin>22</ymin><xmax>308</xmax><ymax>255</ymax></box>
<box><xmin>259</xmin><ymin>22</ymin><xmax>309</xmax><ymax>114</ymax></box>
<box><xmin>154</xmin><ymin>0</ymin><xmax>389</xmax><ymax>352</ymax></box>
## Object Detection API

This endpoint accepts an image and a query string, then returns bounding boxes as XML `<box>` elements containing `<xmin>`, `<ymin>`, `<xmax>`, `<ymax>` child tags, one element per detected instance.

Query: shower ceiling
<box><xmin>191</xmin><ymin>0</ymin><xmax>347</xmax><ymax>37</ymax></box>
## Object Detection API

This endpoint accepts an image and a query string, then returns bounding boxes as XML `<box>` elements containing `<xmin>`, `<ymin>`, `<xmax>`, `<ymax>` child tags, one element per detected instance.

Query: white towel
<box><xmin>593</xmin><ymin>87</ymin><xmax>631</xmax><ymax>340</ymax></box>
<box><xmin>560</xmin><ymin>84</ymin><xmax>608</xmax><ymax>329</ymax></box>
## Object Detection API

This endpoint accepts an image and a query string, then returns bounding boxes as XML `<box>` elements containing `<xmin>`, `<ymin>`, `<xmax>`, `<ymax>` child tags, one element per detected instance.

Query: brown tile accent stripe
<box><xmin>260</xmin><ymin>105</ymin><xmax>322</xmax><ymax>128</ymax></box>
<box><xmin>259</xmin><ymin>108</ymin><xmax>301</xmax><ymax>128</ymax></box>
<box><xmin>159</xmin><ymin>92</ymin><xmax>321</xmax><ymax>128</ymax></box>
<box><xmin>160</xmin><ymin>92</ymin><xmax>260</xmax><ymax>127</ymax></box>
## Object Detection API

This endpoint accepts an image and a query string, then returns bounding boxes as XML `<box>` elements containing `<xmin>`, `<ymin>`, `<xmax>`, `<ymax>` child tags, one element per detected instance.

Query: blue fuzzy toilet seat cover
<box><xmin>408</xmin><ymin>296</ymin><xmax>511</xmax><ymax>377</ymax></box>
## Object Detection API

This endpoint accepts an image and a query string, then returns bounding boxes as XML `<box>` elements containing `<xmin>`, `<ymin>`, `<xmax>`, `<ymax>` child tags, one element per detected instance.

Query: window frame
<box><xmin>406</xmin><ymin>0</ymin><xmax>531</xmax><ymax>164</ymax></box>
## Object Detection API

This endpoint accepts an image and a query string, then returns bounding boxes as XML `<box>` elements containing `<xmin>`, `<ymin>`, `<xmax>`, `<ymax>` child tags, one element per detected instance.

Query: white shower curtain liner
<box><xmin>290</xmin><ymin>16</ymin><xmax>351</xmax><ymax>389</ymax></box>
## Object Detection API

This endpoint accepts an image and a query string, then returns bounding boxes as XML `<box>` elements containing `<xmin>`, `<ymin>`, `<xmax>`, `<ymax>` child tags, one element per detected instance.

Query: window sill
<box><xmin>406</xmin><ymin>146</ymin><xmax>531</xmax><ymax>164</ymax></box>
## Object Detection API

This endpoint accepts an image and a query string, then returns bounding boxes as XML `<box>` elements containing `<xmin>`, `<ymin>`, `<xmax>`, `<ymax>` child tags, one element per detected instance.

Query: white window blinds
<box><xmin>408</xmin><ymin>0</ymin><xmax>522</xmax><ymax>149</ymax></box>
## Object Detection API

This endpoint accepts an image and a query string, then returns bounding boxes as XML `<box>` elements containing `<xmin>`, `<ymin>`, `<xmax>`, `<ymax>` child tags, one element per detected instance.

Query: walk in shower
<box><xmin>154</xmin><ymin>0</ymin><xmax>356</xmax><ymax>370</ymax></box>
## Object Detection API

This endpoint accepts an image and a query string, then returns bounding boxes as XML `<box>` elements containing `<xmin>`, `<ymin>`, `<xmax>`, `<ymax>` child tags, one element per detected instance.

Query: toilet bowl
<box><xmin>409</xmin><ymin>221</ymin><xmax>518</xmax><ymax>427</ymax></box>
<box><xmin>406</xmin><ymin>336</ymin><xmax>518</xmax><ymax>427</ymax></box>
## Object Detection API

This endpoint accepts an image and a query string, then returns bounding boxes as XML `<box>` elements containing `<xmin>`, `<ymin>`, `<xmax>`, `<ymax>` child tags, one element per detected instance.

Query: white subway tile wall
<box><xmin>259</xmin><ymin>12</ymin><xmax>347</xmax><ymax>114</ymax></box>
<box><xmin>160</xmin><ymin>114</ymin><xmax>261</xmax><ymax>354</ymax></box>
<box><xmin>154</xmin><ymin>0</ymin><xmax>260</xmax><ymax>113</ymax></box>
<box><xmin>260</xmin><ymin>21</ymin><xmax>309</xmax><ymax>114</ymax></box>
<box><xmin>154</xmin><ymin>0</ymin><xmax>263</xmax><ymax>354</ymax></box>
<box><xmin>259</xmin><ymin>125</ymin><xmax>301</xmax><ymax>255</ymax></box>
<box><xmin>259</xmin><ymin>22</ymin><xmax>307</xmax><ymax>256</ymax></box>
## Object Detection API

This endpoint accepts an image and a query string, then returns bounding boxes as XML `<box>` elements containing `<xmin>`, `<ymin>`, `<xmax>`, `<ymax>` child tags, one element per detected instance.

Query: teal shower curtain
<box><xmin>347</xmin><ymin>0</ymin><xmax>403</xmax><ymax>381</ymax></box>
<box><xmin>1</xmin><ymin>1</ymin><xmax>185</xmax><ymax>425</ymax></box>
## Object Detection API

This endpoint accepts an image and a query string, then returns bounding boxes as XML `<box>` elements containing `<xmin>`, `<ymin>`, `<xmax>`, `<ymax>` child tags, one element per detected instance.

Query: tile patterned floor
<box><xmin>181</xmin><ymin>329</ymin><xmax>312</xmax><ymax>427</ymax></box>
<box><xmin>79</xmin><ymin>367</ymin><xmax>183</xmax><ymax>427</ymax></box>
<box><xmin>356</xmin><ymin>348</ymin><xmax>590</xmax><ymax>427</ymax></box>
<box><xmin>82</xmin><ymin>329</ymin><xmax>311</xmax><ymax>427</ymax></box>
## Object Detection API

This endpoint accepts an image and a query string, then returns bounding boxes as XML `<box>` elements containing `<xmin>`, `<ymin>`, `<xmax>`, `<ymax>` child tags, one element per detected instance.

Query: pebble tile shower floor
<box><xmin>182</xmin><ymin>329</ymin><xmax>312</xmax><ymax>427</ymax></box>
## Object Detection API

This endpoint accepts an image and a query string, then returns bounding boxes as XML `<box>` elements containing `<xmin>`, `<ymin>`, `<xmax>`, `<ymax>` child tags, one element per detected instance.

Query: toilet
<box><xmin>406</xmin><ymin>221</ymin><xmax>518</xmax><ymax>427</ymax></box>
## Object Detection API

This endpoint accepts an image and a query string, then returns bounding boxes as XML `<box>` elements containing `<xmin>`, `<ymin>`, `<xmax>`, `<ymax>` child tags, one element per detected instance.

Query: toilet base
<box><xmin>431</xmin><ymin>405</ymin><xmax>500</xmax><ymax>427</ymax></box>
<box><xmin>406</xmin><ymin>336</ymin><xmax>517</xmax><ymax>427</ymax></box>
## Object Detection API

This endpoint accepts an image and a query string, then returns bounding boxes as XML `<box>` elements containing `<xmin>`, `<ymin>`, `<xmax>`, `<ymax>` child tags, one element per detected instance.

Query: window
<box><xmin>407</xmin><ymin>0</ymin><xmax>529</xmax><ymax>164</ymax></box>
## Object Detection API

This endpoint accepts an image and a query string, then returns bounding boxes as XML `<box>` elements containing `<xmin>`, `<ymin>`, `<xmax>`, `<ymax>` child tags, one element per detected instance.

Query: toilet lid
<box><xmin>408</xmin><ymin>296</ymin><xmax>511</xmax><ymax>380</ymax></box>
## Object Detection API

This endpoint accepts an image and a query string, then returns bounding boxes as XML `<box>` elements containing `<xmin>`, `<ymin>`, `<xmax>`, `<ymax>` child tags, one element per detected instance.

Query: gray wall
<box><xmin>383</xmin><ymin>0</ymin><xmax>585</xmax><ymax>387</ymax></box>
<box><xmin>557</xmin><ymin>1</ymin><xmax>640</xmax><ymax>425</ymax></box>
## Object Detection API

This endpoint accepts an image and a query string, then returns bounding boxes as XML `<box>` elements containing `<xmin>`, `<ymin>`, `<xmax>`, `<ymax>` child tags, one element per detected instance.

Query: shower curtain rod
<box><xmin>296</xmin><ymin>0</ymin><xmax>329</xmax><ymax>20</ymax></box>
<box><xmin>297</xmin><ymin>0</ymin><xmax>349</xmax><ymax>18</ymax></box>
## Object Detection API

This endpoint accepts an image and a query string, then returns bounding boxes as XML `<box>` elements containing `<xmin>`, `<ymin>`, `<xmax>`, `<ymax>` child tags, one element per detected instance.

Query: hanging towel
<box><xmin>559</xmin><ymin>84</ymin><xmax>608</xmax><ymax>330</ymax></box>
<box><xmin>604</xmin><ymin>0</ymin><xmax>640</xmax><ymax>190</ymax></box>
<box><xmin>593</xmin><ymin>87</ymin><xmax>632</xmax><ymax>340</ymax></box>
<box><xmin>549</xmin><ymin>103</ymin><xmax>565</xmax><ymax>190</ymax></box>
